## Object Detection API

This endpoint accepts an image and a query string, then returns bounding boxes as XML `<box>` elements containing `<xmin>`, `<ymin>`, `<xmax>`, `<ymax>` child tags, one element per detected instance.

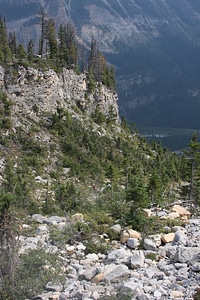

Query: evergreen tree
<box><xmin>58</xmin><ymin>22</ymin><xmax>78</xmax><ymax>68</ymax></box>
<box><xmin>38</xmin><ymin>7</ymin><xmax>47</xmax><ymax>57</ymax></box>
<box><xmin>16</xmin><ymin>44</ymin><xmax>26</xmax><ymax>62</ymax></box>
<box><xmin>148</xmin><ymin>170</ymin><xmax>163</xmax><ymax>208</ymax></box>
<box><xmin>44</xmin><ymin>18</ymin><xmax>57</xmax><ymax>59</ymax></box>
<box><xmin>88</xmin><ymin>38</ymin><xmax>116</xmax><ymax>89</ymax></box>
<box><xmin>58</xmin><ymin>24</ymin><xmax>68</xmax><ymax>64</ymax></box>
<box><xmin>88</xmin><ymin>38</ymin><xmax>101</xmax><ymax>81</ymax></box>
<box><xmin>79</xmin><ymin>44</ymin><xmax>86</xmax><ymax>72</ymax></box>
<box><xmin>0</xmin><ymin>16</ymin><xmax>11</xmax><ymax>62</ymax></box>
<box><xmin>182</xmin><ymin>131</ymin><xmax>200</xmax><ymax>202</ymax></box>
<box><xmin>125</xmin><ymin>173</ymin><xmax>149</xmax><ymax>230</ymax></box>
<box><xmin>27</xmin><ymin>39</ymin><xmax>34</xmax><ymax>62</ymax></box>
<box><xmin>8</xmin><ymin>31</ymin><xmax>17</xmax><ymax>56</ymax></box>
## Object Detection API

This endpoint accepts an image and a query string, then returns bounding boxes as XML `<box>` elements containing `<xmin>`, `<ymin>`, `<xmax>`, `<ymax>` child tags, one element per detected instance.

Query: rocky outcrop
<box><xmin>1</xmin><ymin>65</ymin><xmax>119</xmax><ymax>131</ymax></box>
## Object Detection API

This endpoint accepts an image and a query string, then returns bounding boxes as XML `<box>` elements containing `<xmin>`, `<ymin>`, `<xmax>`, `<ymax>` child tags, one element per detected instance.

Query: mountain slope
<box><xmin>1</xmin><ymin>0</ymin><xmax>200</xmax><ymax>146</ymax></box>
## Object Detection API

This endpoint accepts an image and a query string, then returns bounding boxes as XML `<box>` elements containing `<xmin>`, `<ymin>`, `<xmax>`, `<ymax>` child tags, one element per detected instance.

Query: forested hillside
<box><xmin>0</xmin><ymin>14</ymin><xmax>200</xmax><ymax>299</ymax></box>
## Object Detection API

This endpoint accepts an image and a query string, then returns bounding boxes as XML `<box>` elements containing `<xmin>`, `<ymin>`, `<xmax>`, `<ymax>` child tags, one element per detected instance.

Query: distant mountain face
<box><xmin>1</xmin><ymin>0</ymin><xmax>200</xmax><ymax>133</ymax></box>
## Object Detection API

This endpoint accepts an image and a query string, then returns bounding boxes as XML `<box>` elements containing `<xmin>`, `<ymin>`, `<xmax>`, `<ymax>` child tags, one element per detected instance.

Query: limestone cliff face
<box><xmin>0</xmin><ymin>65</ymin><xmax>119</xmax><ymax>130</ymax></box>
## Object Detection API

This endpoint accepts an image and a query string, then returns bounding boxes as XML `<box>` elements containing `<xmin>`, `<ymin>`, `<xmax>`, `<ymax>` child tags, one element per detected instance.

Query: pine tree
<box><xmin>88</xmin><ymin>38</ymin><xmax>100</xmax><ymax>81</ymax></box>
<box><xmin>27</xmin><ymin>39</ymin><xmax>34</xmax><ymax>62</ymax></box>
<box><xmin>44</xmin><ymin>18</ymin><xmax>57</xmax><ymax>60</ymax></box>
<box><xmin>148</xmin><ymin>170</ymin><xmax>163</xmax><ymax>208</ymax></box>
<box><xmin>16</xmin><ymin>44</ymin><xmax>26</xmax><ymax>62</ymax></box>
<box><xmin>88</xmin><ymin>38</ymin><xmax>116</xmax><ymax>89</ymax></box>
<box><xmin>38</xmin><ymin>7</ymin><xmax>47</xmax><ymax>58</ymax></box>
<box><xmin>0</xmin><ymin>16</ymin><xmax>11</xmax><ymax>62</ymax></box>
<box><xmin>58</xmin><ymin>24</ymin><xmax>68</xmax><ymax>64</ymax></box>
<box><xmin>58</xmin><ymin>22</ymin><xmax>78</xmax><ymax>68</ymax></box>
<box><xmin>183</xmin><ymin>131</ymin><xmax>200</xmax><ymax>202</ymax></box>
<box><xmin>8</xmin><ymin>31</ymin><xmax>17</xmax><ymax>56</ymax></box>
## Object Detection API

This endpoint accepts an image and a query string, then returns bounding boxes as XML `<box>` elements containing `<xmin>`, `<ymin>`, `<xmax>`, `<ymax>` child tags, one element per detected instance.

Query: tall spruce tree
<box><xmin>44</xmin><ymin>18</ymin><xmax>57</xmax><ymax>59</ymax></box>
<box><xmin>88</xmin><ymin>39</ymin><xmax>101</xmax><ymax>81</ymax></box>
<box><xmin>0</xmin><ymin>16</ymin><xmax>11</xmax><ymax>62</ymax></box>
<box><xmin>183</xmin><ymin>131</ymin><xmax>200</xmax><ymax>203</ymax></box>
<box><xmin>27</xmin><ymin>39</ymin><xmax>34</xmax><ymax>62</ymax></box>
<box><xmin>58</xmin><ymin>22</ymin><xmax>77</xmax><ymax>68</ymax></box>
<box><xmin>16</xmin><ymin>44</ymin><xmax>26</xmax><ymax>62</ymax></box>
<box><xmin>38</xmin><ymin>7</ymin><xmax>47</xmax><ymax>58</ymax></box>
<box><xmin>8</xmin><ymin>32</ymin><xmax>17</xmax><ymax>56</ymax></box>
<box><xmin>88</xmin><ymin>38</ymin><xmax>116</xmax><ymax>89</ymax></box>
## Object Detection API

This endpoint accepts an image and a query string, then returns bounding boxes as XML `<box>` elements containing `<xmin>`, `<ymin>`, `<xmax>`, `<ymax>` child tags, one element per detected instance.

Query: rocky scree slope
<box><xmin>18</xmin><ymin>205</ymin><xmax>200</xmax><ymax>300</ymax></box>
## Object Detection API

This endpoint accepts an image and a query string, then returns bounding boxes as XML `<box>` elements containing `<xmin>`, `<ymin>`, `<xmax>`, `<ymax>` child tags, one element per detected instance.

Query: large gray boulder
<box><xmin>143</xmin><ymin>238</ymin><xmax>157</xmax><ymax>251</ymax></box>
<box><xmin>171</xmin><ymin>246</ymin><xmax>200</xmax><ymax>264</ymax></box>
<box><xmin>105</xmin><ymin>248</ymin><xmax>131</xmax><ymax>264</ymax></box>
<box><xmin>103</xmin><ymin>264</ymin><xmax>131</xmax><ymax>283</ymax></box>
<box><xmin>127</xmin><ymin>238</ymin><xmax>140</xmax><ymax>249</ymax></box>
<box><xmin>129</xmin><ymin>250</ymin><xmax>145</xmax><ymax>269</ymax></box>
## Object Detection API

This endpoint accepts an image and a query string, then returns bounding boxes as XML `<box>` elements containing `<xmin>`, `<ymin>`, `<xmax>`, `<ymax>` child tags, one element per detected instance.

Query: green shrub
<box><xmin>145</xmin><ymin>252</ymin><xmax>158</xmax><ymax>261</ymax></box>
<box><xmin>50</xmin><ymin>221</ymin><xmax>91</xmax><ymax>247</ymax></box>
<box><xmin>84</xmin><ymin>236</ymin><xmax>111</xmax><ymax>255</ymax></box>
<box><xmin>194</xmin><ymin>288</ymin><xmax>200</xmax><ymax>300</ymax></box>
<box><xmin>91</xmin><ymin>107</ymin><xmax>106</xmax><ymax>124</ymax></box>
<box><xmin>12</xmin><ymin>248</ymin><xmax>65</xmax><ymax>299</ymax></box>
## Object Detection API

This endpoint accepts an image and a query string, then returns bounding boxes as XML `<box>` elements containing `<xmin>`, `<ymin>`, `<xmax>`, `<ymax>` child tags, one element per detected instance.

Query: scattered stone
<box><xmin>111</xmin><ymin>224</ymin><xmax>122</xmax><ymax>232</ymax></box>
<box><xmin>91</xmin><ymin>273</ymin><xmax>105</xmax><ymax>284</ymax></box>
<box><xmin>191</xmin><ymin>262</ymin><xmax>200</xmax><ymax>272</ymax></box>
<box><xmin>126</xmin><ymin>238</ymin><xmax>139</xmax><ymax>249</ymax></box>
<box><xmin>43</xmin><ymin>216</ymin><xmax>64</xmax><ymax>225</ymax></box>
<box><xmin>120</xmin><ymin>229</ymin><xmax>141</xmax><ymax>243</ymax></box>
<box><xmin>36</xmin><ymin>225</ymin><xmax>49</xmax><ymax>235</ymax></box>
<box><xmin>143</xmin><ymin>238</ymin><xmax>157</xmax><ymax>251</ymax></box>
<box><xmin>172</xmin><ymin>246</ymin><xmax>200</xmax><ymax>264</ymax></box>
<box><xmin>106</xmin><ymin>248</ymin><xmax>131</xmax><ymax>264</ymax></box>
<box><xmin>22</xmin><ymin>212</ymin><xmax>200</xmax><ymax>300</ymax></box>
<box><xmin>71</xmin><ymin>213</ymin><xmax>84</xmax><ymax>221</ymax></box>
<box><xmin>162</xmin><ymin>211</ymin><xmax>180</xmax><ymax>220</ymax></box>
<box><xmin>161</xmin><ymin>232</ymin><xmax>175</xmax><ymax>244</ymax></box>
<box><xmin>142</xmin><ymin>208</ymin><xmax>151</xmax><ymax>217</ymax></box>
<box><xmin>104</xmin><ymin>264</ymin><xmax>131</xmax><ymax>283</ymax></box>
<box><xmin>148</xmin><ymin>234</ymin><xmax>162</xmax><ymax>247</ymax></box>
<box><xmin>45</xmin><ymin>282</ymin><xmax>63</xmax><ymax>292</ymax></box>
<box><xmin>171</xmin><ymin>205</ymin><xmax>191</xmax><ymax>217</ymax></box>
<box><xmin>129</xmin><ymin>250</ymin><xmax>145</xmax><ymax>269</ymax></box>
<box><xmin>32</xmin><ymin>214</ymin><xmax>46</xmax><ymax>223</ymax></box>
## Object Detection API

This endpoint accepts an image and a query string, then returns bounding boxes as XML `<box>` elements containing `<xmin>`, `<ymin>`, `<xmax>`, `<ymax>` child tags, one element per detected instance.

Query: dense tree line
<box><xmin>0</xmin><ymin>14</ymin><xmax>115</xmax><ymax>90</ymax></box>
